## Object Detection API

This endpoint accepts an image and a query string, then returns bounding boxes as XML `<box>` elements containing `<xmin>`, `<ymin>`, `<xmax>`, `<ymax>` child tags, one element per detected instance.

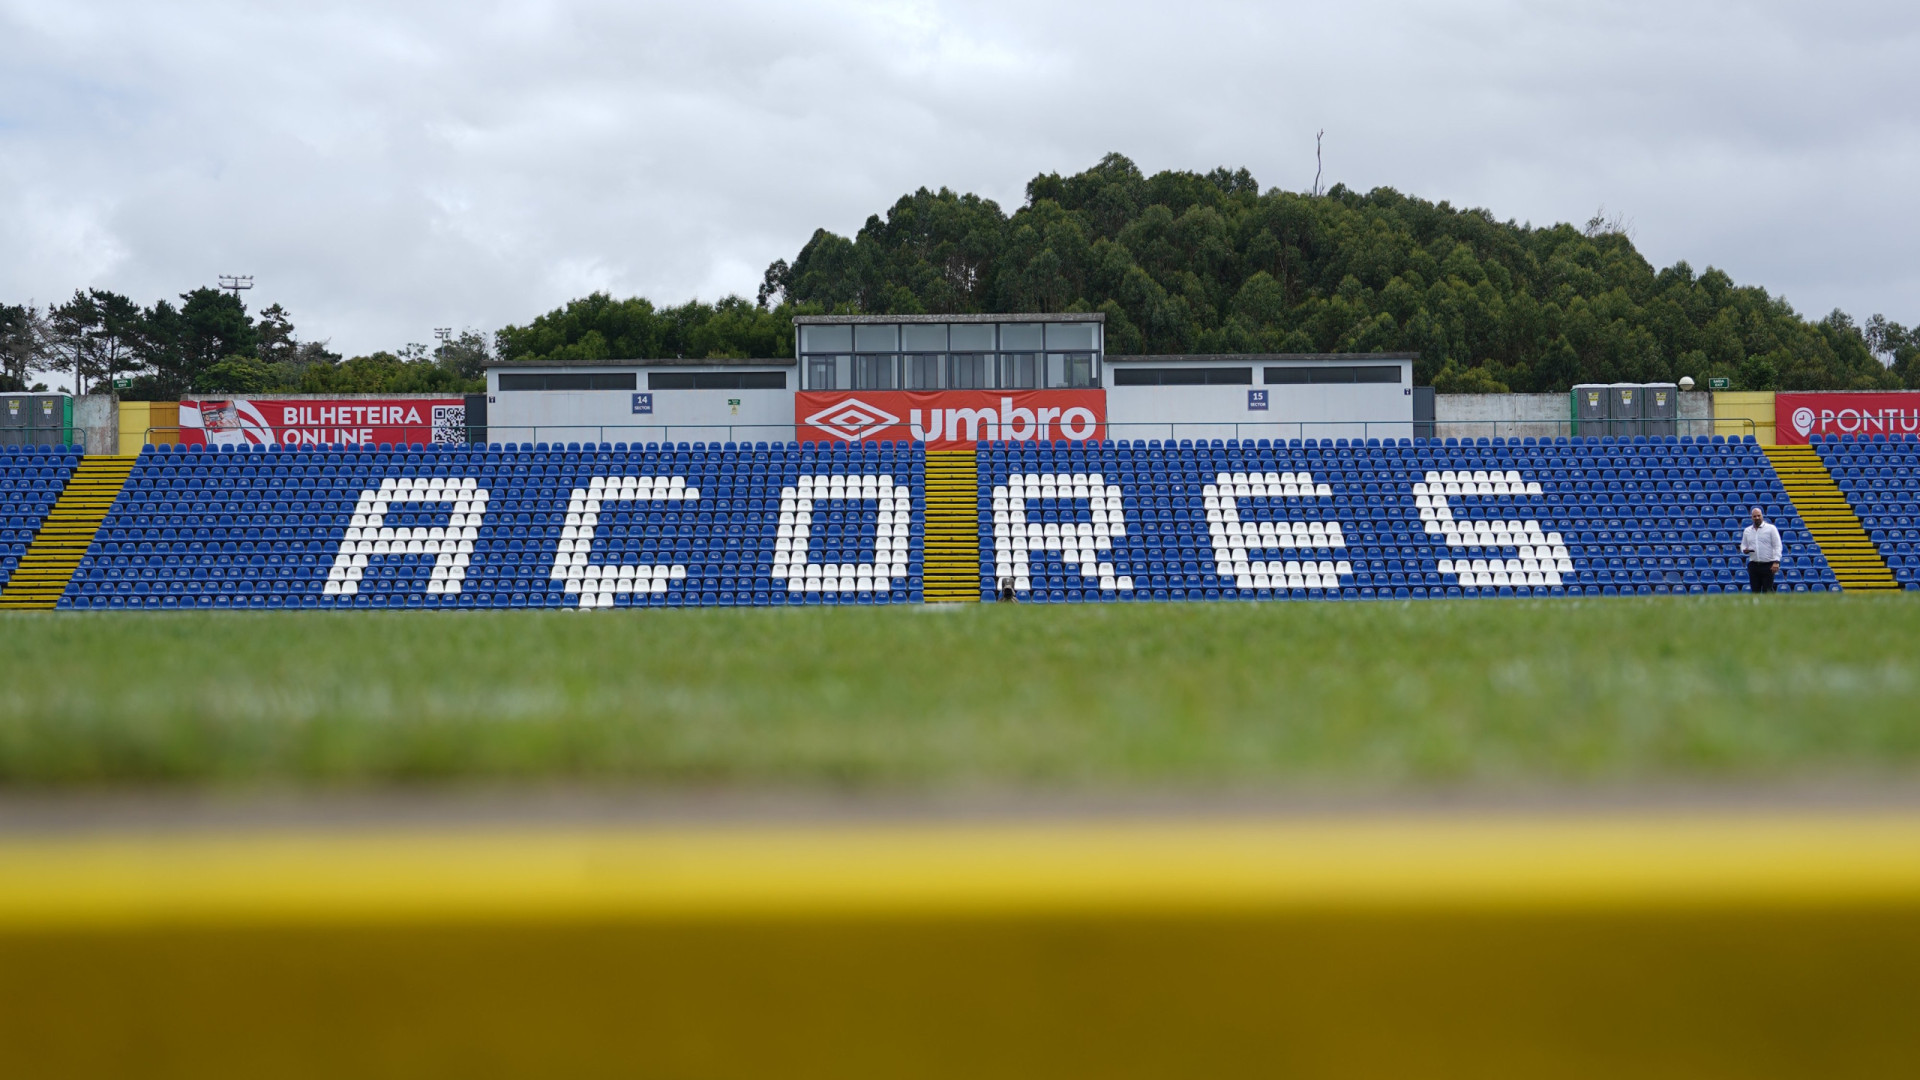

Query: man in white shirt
<box><xmin>1740</xmin><ymin>506</ymin><xmax>1783</xmax><ymax>593</ymax></box>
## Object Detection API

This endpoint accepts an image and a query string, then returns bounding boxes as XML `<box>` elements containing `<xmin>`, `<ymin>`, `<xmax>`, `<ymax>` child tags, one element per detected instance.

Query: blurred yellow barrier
<box><xmin>3</xmin><ymin>815</ymin><xmax>1919</xmax><ymax>1078</ymax></box>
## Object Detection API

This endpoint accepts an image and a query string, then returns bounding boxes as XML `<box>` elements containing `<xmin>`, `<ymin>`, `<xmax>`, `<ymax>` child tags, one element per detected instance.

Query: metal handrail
<box><xmin>141</xmin><ymin>416</ymin><xmax>1758</xmax><ymax>448</ymax></box>
<box><xmin>0</xmin><ymin>433</ymin><xmax>85</xmax><ymax>450</ymax></box>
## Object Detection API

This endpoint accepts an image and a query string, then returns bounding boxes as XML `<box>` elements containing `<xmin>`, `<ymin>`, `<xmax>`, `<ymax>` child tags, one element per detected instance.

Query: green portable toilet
<box><xmin>1573</xmin><ymin>384</ymin><xmax>1610</xmax><ymax>437</ymax></box>
<box><xmin>1645</xmin><ymin>383</ymin><xmax>1678</xmax><ymax>438</ymax></box>
<box><xmin>1609</xmin><ymin>384</ymin><xmax>1643</xmax><ymax>439</ymax></box>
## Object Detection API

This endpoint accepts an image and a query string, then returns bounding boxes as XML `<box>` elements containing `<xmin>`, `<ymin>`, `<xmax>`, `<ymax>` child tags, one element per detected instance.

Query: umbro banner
<box><xmin>1775</xmin><ymin>391</ymin><xmax>1920</xmax><ymax>445</ymax></box>
<box><xmin>796</xmin><ymin>390</ymin><xmax>1107</xmax><ymax>449</ymax></box>
<box><xmin>180</xmin><ymin>397</ymin><xmax>469</xmax><ymax>448</ymax></box>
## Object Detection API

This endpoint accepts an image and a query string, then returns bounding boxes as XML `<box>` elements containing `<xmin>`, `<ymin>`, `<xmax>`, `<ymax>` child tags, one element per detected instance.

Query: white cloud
<box><xmin>2</xmin><ymin>0</ymin><xmax>1915</xmax><ymax>356</ymax></box>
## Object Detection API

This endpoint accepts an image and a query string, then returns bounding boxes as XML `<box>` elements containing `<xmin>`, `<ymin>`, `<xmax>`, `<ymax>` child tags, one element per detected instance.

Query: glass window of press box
<box><xmin>798</xmin><ymin>322</ymin><xmax>1101</xmax><ymax>391</ymax></box>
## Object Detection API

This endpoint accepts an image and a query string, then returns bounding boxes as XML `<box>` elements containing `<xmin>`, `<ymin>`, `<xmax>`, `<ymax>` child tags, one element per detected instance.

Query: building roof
<box><xmin>485</xmin><ymin>356</ymin><xmax>794</xmax><ymax>370</ymax></box>
<box><xmin>1107</xmin><ymin>352</ymin><xmax>1418</xmax><ymax>364</ymax></box>
<box><xmin>792</xmin><ymin>313</ymin><xmax>1105</xmax><ymax>325</ymax></box>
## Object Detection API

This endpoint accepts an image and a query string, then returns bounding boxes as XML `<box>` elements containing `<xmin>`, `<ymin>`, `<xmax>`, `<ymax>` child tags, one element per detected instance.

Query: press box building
<box><xmin>481</xmin><ymin>313</ymin><xmax>1416</xmax><ymax>445</ymax></box>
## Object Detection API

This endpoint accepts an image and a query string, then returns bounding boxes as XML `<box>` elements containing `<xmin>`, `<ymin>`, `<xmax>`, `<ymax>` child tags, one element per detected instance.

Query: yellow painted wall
<box><xmin>116</xmin><ymin>401</ymin><xmax>179</xmax><ymax>454</ymax></box>
<box><xmin>1713</xmin><ymin>391</ymin><xmax>1775</xmax><ymax>444</ymax></box>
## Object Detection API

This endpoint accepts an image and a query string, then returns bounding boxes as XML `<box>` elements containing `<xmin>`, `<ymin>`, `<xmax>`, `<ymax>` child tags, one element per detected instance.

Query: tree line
<box><xmin>13</xmin><ymin>153</ymin><xmax>1917</xmax><ymax>395</ymax></box>
<box><xmin>0</xmin><ymin>288</ymin><xmax>486</xmax><ymax>398</ymax></box>
<box><xmin>743</xmin><ymin>153</ymin><xmax>1917</xmax><ymax>392</ymax></box>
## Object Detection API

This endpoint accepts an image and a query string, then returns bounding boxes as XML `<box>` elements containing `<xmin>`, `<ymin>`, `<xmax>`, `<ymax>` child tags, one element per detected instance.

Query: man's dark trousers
<box><xmin>1747</xmin><ymin>561</ymin><xmax>1776</xmax><ymax>593</ymax></box>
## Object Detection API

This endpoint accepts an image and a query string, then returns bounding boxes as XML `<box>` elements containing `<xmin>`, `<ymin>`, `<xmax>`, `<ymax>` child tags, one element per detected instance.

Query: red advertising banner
<box><xmin>796</xmin><ymin>390</ymin><xmax>1107</xmax><ymax>449</ymax></box>
<box><xmin>179</xmin><ymin>397</ymin><xmax>467</xmax><ymax>448</ymax></box>
<box><xmin>1776</xmin><ymin>392</ymin><xmax>1920</xmax><ymax>444</ymax></box>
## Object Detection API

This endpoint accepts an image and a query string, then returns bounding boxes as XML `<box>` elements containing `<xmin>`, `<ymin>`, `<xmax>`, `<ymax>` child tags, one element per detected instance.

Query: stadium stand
<box><xmin>1806</xmin><ymin>433</ymin><xmax>1920</xmax><ymax>590</ymax></box>
<box><xmin>0</xmin><ymin>446</ymin><xmax>137</xmax><ymax>610</ymax></box>
<box><xmin>0</xmin><ymin>445</ymin><xmax>72</xmax><ymax>595</ymax></box>
<box><xmin>36</xmin><ymin>432</ymin><xmax>1850</xmax><ymax>610</ymax></box>
<box><xmin>59</xmin><ymin>440</ymin><xmax>925</xmax><ymax>610</ymax></box>
<box><xmin>981</xmin><ymin>433</ymin><xmax>1834</xmax><ymax>600</ymax></box>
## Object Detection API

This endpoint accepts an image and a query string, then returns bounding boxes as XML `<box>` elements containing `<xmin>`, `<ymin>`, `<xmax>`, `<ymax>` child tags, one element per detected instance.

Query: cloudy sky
<box><xmin>2</xmin><ymin>0</ymin><xmax>1914</xmax><ymax>357</ymax></box>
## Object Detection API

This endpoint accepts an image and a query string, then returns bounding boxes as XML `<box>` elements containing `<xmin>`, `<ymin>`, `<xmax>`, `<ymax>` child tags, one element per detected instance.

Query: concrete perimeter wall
<box><xmin>1105</xmin><ymin>382</ymin><xmax>1411</xmax><ymax>443</ymax></box>
<box><xmin>486</xmin><ymin>387</ymin><xmax>792</xmax><ymax>446</ymax></box>
<box><xmin>1435</xmin><ymin>392</ymin><xmax>1715</xmax><ymax>441</ymax></box>
<box><xmin>73</xmin><ymin>395</ymin><xmax>117</xmax><ymax>455</ymax></box>
<box><xmin>76</xmin><ymin>389</ymin><xmax>1761</xmax><ymax>453</ymax></box>
<box><xmin>1434</xmin><ymin>394</ymin><xmax>1567</xmax><ymax>441</ymax></box>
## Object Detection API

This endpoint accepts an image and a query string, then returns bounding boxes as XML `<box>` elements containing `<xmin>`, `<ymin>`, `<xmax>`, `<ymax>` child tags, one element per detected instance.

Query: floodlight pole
<box><xmin>217</xmin><ymin>275</ymin><xmax>254</xmax><ymax>303</ymax></box>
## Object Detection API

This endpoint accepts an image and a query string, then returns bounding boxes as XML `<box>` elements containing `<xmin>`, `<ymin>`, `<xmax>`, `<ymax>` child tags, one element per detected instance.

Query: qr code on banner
<box><xmin>431</xmin><ymin>404</ymin><xmax>466</xmax><ymax>444</ymax></box>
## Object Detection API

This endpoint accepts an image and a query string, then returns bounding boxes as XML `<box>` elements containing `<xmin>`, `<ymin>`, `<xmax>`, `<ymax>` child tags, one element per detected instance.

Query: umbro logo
<box><xmin>802</xmin><ymin>397</ymin><xmax>901</xmax><ymax>442</ymax></box>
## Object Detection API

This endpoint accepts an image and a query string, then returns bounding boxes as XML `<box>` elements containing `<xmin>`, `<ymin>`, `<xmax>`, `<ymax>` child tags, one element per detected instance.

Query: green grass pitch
<box><xmin>2</xmin><ymin>596</ymin><xmax>1917</xmax><ymax>788</ymax></box>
